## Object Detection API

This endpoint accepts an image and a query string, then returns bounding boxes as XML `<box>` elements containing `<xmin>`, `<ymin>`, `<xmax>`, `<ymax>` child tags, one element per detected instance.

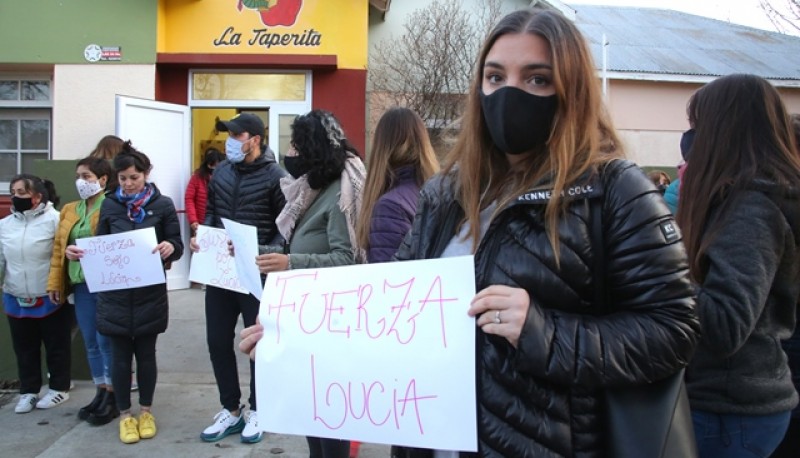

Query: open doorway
<box><xmin>191</xmin><ymin>108</ymin><xmax>269</xmax><ymax>170</ymax></box>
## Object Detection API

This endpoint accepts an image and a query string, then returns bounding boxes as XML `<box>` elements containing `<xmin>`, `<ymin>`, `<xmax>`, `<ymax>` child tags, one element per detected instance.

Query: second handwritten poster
<box><xmin>76</xmin><ymin>227</ymin><xmax>165</xmax><ymax>293</ymax></box>
<box><xmin>188</xmin><ymin>225</ymin><xmax>247</xmax><ymax>294</ymax></box>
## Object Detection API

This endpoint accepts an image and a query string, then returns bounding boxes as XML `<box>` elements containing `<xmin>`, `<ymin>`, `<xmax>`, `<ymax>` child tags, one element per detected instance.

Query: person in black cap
<box><xmin>190</xmin><ymin>112</ymin><xmax>286</xmax><ymax>445</ymax></box>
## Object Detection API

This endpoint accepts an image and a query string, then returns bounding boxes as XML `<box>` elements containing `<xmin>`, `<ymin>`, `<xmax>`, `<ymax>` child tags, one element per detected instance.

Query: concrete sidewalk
<box><xmin>0</xmin><ymin>288</ymin><xmax>390</xmax><ymax>457</ymax></box>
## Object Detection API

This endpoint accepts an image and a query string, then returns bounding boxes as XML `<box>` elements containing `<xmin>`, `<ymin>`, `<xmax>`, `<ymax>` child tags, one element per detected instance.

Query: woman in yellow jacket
<box><xmin>48</xmin><ymin>156</ymin><xmax>118</xmax><ymax>425</ymax></box>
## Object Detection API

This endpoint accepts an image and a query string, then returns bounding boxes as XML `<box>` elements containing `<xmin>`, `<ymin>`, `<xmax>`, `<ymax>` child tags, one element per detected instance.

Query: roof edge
<box><xmin>601</xmin><ymin>70</ymin><xmax>800</xmax><ymax>88</ymax></box>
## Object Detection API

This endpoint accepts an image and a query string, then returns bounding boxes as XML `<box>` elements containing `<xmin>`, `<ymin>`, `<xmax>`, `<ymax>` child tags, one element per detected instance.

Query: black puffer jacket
<box><xmin>204</xmin><ymin>149</ymin><xmax>287</xmax><ymax>245</ymax></box>
<box><xmin>394</xmin><ymin>160</ymin><xmax>700</xmax><ymax>457</ymax></box>
<box><xmin>96</xmin><ymin>185</ymin><xmax>183</xmax><ymax>337</ymax></box>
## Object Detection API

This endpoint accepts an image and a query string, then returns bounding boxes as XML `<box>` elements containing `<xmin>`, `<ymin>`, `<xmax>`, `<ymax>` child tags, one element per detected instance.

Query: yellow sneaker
<box><xmin>119</xmin><ymin>416</ymin><xmax>140</xmax><ymax>444</ymax></box>
<box><xmin>138</xmin><ymin>411</ymin><xmax>157</xmax><ymax>439</ymax></box>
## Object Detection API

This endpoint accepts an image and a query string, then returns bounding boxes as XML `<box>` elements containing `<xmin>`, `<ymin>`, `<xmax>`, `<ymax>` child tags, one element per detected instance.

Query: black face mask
<box><xmin>480</xmin><ymin>86</ymin><xmax>558</xmax><ymax>155</ymax></box>
<box><xmin>283</xmin><ymin>156</ymin><xmax>308</xmax><ymax>179</ymax></box>
<box><xmin>11</xmin><ymin>196</ymin><xmax>34</xmax><ymax>212</ymax></box>
<box><xmin>680</xmin><ymin>128</ymin><xmax>695</xmax><ymax>161</ymax></box>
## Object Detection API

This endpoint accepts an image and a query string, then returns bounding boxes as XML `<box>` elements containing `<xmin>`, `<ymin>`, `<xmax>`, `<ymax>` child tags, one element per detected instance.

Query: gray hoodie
<box><xmin>686</xmin><ymin>181</ymin><xmax>800</xmax><ymax>415</ymax></box>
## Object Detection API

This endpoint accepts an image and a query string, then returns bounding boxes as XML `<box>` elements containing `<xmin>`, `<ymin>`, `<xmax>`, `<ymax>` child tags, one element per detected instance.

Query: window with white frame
<box><xmin>0</xmin><ymin>77</ymin><xmax>52</xmax><ymax>193</ymax></box>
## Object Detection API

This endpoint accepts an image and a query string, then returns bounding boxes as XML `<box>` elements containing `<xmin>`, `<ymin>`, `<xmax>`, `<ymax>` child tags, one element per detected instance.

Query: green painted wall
<box><xmin>0</xmin><ymin>0</ymin><xmax>157</xmax><ymax>64</ymax></box>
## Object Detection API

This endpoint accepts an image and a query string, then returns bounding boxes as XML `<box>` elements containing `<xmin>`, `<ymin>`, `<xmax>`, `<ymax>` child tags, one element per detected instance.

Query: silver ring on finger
<box><xmin>494</xmin><ymin>310</ymin><xmax>501</xmax><ymax>324</ymax></box>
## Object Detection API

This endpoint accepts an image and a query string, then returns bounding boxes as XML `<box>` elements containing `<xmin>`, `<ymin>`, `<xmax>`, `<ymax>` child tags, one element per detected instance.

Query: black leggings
<box><xmin>6</xmin><ymin>304</ymin><xmax>72</xmax><ymax>393</ymax></box>
<box><xmin>306</xmin><ymin>436</ymin><xmax>350</xmax><ymax>458</ymax></box>
<box><xmin>108</xmin><ymin>333</ymin><xmax>158</xmax><ymax>411</ymax></box>
<box><xmin>205</xmin><ymin>286</ymin><xmax>259</xmax><ymax>411</ymax></box>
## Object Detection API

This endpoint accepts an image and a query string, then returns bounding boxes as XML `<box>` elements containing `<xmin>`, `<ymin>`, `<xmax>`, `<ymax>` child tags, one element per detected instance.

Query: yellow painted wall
<box><xmin>191</xmin><ymin>108</ymin><xmax>237</xmax><ymax>169</ymax></box>
<box><xmin>158</xmin><ymin>0</ymin><xmax>367</xmax><ymax>70</ymax></box>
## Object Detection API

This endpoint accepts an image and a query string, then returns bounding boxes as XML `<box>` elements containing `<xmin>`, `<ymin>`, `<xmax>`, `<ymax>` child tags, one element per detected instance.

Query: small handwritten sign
<box><xmin>221</xmin><ymin>218</ymin><xmax>262</xmax><ymax>298</ymax></box>
<box><xmin>77</xmin><ymin>228</ymin><xmax>165</xmax><ymax>293</ymax></box>
<box><xmin>256</xmin><ymin>256</ymin><xmax>477</xmax><ymax>451</ymax></box>
<box><xmin>189</xmin><ymin>225</ymin><xmax>247</xmax><ymax>294</ymax></box>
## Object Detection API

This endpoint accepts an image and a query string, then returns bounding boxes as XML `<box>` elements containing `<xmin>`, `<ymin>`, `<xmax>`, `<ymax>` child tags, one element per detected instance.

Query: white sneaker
<box><xmin>241</xmin><ymin>410</ymin><xmax>264</xmax><ymax>444</ymax></box>
<box><xmin>200</xmin><ymin>407</ymin><xmax>244</xmax><ymax>442</ymax></box>
<box><xmin>35</xmin><ymin>389</ymin><xmax>69</xmax><ymax>409</ymax></box>
<box><xmin>15</xmin><ymin>394</ymin><xmax>38</xmax><ymax>414</ymax></box>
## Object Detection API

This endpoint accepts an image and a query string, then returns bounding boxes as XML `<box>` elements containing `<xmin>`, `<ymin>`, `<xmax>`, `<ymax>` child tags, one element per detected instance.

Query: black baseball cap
<box><xmin>216</xmin><ymin>113</ymin><xmax>265</xmax><ymax>139</ymax></box>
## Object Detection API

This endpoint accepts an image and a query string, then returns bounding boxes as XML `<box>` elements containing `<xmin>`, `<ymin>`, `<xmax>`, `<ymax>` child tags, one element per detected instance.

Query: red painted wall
<box><xmin>156</xmin><ymin>66</ymin><xmax>189</xmax><ymax>106</ymax></box>
<box><xmin>312</xmin><ymin>69</ymin><xmax>367</xmax><ymax>156</ymax></box>
<box><xmin>0</xmin><ymin>197</ymin><xmax>10</xmax><ymax>218</ymax></box>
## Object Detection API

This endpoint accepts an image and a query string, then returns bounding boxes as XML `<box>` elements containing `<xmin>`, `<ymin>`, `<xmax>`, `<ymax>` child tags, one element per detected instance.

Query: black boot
<box><xmin>78</xmin><ymin>387</ymin><xmax>106</xmax><ymax>420</ymax></box>
<box><xmin>86</xmin><ymin>390</ymin><xmax>119</xmax><ymax>426</ymax></box>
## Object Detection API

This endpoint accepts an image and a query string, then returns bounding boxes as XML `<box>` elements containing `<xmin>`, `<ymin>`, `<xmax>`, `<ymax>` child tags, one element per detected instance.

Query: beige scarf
<box><xmin>276</xmin><ymin>154</ymin><xmax>366</xmax><ymax>263</ymax></box>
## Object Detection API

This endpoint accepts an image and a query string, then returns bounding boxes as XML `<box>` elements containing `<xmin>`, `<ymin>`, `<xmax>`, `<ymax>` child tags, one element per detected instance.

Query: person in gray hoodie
<box><xmin>772</xmin><ymin>112</ymin><xmax>800</xmax><ymax>458</ymax></box>
<box><xmin>677</xmin><ymin>74</ymin><xmax>800</xmax><ymax>458</ymax></box>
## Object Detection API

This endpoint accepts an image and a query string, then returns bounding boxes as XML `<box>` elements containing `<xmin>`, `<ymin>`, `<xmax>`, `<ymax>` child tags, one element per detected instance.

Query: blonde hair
<box><xmin>444</xmin><ymin>9</ymin><xmax>622</xmax><ymax>260</ymax></box>
<box><xmin>357</xmin><ymin>107</ymin><xmax>439</xmax><ymax>252</ymax></box>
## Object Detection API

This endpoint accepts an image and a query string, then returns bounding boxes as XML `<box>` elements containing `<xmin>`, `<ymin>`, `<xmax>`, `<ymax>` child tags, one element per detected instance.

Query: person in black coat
<box><xmin>242</xmin><ymin>9</ymin><xmax>700</xmax><ymax>457</ymax></box>
<box><xmin>191</xmin><ymin>112</ymin><xmax>287</xmax><ymax>445</ymax></box>
<box><xmin>94</xmin><ymin>143</ymin><xmax>183</xmax><ymax>444</ymax></box>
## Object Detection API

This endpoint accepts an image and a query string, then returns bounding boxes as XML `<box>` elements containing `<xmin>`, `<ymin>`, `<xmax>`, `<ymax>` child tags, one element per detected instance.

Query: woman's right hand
<box><xmin>64</xmin><ymin>245</ymin><xmax>84</xmax><ymax>261</ymax></box>
<box><xmin>189</xmin><ymin>236</ymin><xmax>200</xmax><ymax>253</ymax></box>
<box><xmin>239</xmin><ymin>320</ymin><xmax>264</xmax><ymax>361</ymax></box>
<box><xmin>48</xmin><ymin>290</ymin><xmax>61</xmax><ymax>304</ymax></box>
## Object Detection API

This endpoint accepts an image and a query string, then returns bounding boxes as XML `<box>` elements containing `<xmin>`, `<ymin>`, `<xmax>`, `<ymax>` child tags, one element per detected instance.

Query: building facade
<box><xmin>0</xmin><ymin>0</ymin><xmax>369</xmax><ymax>215</ymax></box>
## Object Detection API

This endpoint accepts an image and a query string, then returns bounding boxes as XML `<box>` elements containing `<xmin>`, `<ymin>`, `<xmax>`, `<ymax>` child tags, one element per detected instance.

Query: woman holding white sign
<box><xmin>1</xmin><ymin>175</ymin><xmax>70</xmax><ymax>414</ymax></box>
<box><xmin>94</xmin><ymin>143</ymin><xmax>183</xmax><ymax>445</ymax></box>
<box><xmin>255</xmin><ymin>109</ymin><xmax>366</xmax><ymax>458</ymax></box>
<box><xmin>387</xmin><ymin>8</ymin><xmax>701</xmax><ymax>458</ymax></box>
<box><xmin>388</xmin><ymin>8</ymin><xmax>701</xmax><ymax>458</ymax></box>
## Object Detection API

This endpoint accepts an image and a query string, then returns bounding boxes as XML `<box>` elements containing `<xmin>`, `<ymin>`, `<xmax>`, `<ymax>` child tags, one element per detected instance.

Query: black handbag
<box><xmin>589</xmin><ymin>195</ymin><xmax>698</xmax><ymax>458</ymax></box>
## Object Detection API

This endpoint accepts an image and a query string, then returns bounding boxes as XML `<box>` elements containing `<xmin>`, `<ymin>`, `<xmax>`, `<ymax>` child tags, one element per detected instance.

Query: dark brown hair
<box><xmin>9</xmin><ymin>174</ymin><xmax>60</xmax><ymax>207</ymax></box>
<box><xmin>77</xmin><ymin>155</ymin><xmax>117</xmax><ymax>190</ymax></box>
<box><xmin>677</xmin><ymin>74</ymin><xmax>800</xmax><ymax>281</ymax></box>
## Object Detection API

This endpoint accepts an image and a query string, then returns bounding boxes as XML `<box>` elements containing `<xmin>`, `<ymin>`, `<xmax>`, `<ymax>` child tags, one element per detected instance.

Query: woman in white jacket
<box><xmin>0</xmin><ymin>174</ymin><xmax>70</xmax><ymax>413</ymax></box>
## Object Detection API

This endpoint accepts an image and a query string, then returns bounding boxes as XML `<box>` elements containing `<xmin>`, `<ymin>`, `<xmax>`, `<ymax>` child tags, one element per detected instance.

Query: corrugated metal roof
<box><xmin>570</xmin><ymin>4</ymin><xmax>800</xmax><ymax>80</ymax></box>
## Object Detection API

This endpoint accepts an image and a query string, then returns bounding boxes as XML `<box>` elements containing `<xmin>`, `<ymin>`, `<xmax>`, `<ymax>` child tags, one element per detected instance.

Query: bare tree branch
<box><xmin>758</xmin><ymin>0</ymin><xmax>800</xmax><ymax>34</ymax></box>
<box><xmin>369</xmin><ymin>0</ymin><xmax>503</xmax><ymax>144</ymax></box>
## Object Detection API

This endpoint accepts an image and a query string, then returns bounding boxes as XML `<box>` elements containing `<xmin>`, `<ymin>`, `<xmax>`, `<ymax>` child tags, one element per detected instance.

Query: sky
<box><xmin>566</xmin><ymin>0</ymin><xmax>789</xmax><ymax>33</ymax></box>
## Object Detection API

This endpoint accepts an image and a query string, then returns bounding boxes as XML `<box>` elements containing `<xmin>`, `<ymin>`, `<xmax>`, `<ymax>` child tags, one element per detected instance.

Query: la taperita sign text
<box><xmin>213</xmin><ymin>26</ymin><xmax>322</xmax><ymax>49</ymax></box>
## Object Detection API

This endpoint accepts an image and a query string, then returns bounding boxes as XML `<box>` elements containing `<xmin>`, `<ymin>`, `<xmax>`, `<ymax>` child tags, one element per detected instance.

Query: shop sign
<box><xmin>214</xmin><ymin>0</ymin><xmax>322</xmax><ymax>50</ymax></box>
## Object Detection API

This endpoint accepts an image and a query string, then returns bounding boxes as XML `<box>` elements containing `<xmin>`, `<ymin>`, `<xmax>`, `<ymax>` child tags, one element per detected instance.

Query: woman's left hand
<box><xmin>255</xmin><ymin>253</ymin><xmax>289</xmax><ymax>273</ymax></box>
<box><xmin>153</xmin><ymin>241</ymin><xmax>174</xmax><ymax>260</ymax></box>
<box><xmin>240</xmin><ymin>319</ymin><xmax>264</xmax><ymax>361</ymax></box>
<box><xmin>468</xmin><ymin>285</ymin><xmax>530</xmax><ymax>348</ymax></box>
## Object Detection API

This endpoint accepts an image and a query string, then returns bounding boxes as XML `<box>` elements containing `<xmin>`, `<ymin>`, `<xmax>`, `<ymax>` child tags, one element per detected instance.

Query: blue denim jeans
<box><xmin>692</xmin><ymin>410</ymin><xmax>791</xmax><ymax>458</ymax></box>
<box><xmin>73</xmin><ymin>283</ymin><xmax>112</xmax><ymax>385</ymax></box>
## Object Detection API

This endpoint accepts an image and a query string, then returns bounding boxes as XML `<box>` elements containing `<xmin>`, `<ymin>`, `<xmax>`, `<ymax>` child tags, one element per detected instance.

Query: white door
<box><xmin>115</xmin><ymin>95</ymin><xmax>191</xmax><ymax>290</ymax></box>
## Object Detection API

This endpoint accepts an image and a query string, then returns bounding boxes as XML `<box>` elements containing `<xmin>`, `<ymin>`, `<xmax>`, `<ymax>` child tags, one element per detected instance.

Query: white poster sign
<box><xmin>256</xmin><ymin>256</ymin><xmax>477</xmax><ymax>452</ymax></box>
<box><xmin>188</xmin><ymin>225</ymin><xmax>248</xmax><ymax>294</ymax></box>
<box><xmin>221</xmin><ymin>218</ymin><xmax>262</xmax><ymax>298</ymax></box>
<box><xmin>77</xmin><ymin>227</ymin><xmax>165</xmax><ymax>293</ymax></box>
